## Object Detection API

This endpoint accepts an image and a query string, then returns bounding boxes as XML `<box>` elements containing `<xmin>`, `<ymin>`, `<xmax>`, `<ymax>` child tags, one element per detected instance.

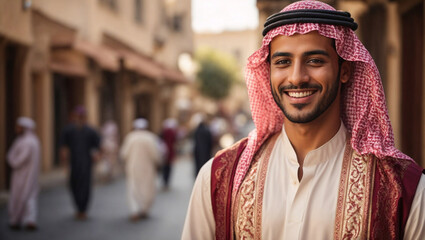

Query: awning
<box><xmin>74</xmin><ymin>40</ymin><xmax>120</xmax><ymax>72</ymax></box>
<box><xmin>49</xmin><ymin>62</ymin><xmax>87</xmax><ymax>77</ymax></box>
<box><xmin>50</xmin><ymin>38</ymin><xmax>188</xmax><ymax>82</ymax></box>
<box><xmin>49</xmin><ymin>48</ymin><xmax>88</xmax><ymax>77</ymax></box>
<box><xmin>118</xmin><ymin>49</ymin><xmax>163</xmax><ymax>79</ymax></box>
<box><xmin>161</xmin><ymin>65</ymin><xmax>189</xmax><ymax>83</ymax></box>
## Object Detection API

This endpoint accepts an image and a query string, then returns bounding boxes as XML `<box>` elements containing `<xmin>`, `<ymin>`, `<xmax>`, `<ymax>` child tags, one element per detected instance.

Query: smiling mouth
<box><xmin>286</xmin><ymin>90</ymin><xmax>315</xmax><ymax>98</ymax></box>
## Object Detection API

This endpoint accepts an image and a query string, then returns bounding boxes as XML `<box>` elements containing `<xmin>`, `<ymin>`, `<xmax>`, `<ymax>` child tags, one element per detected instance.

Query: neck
<box><xmin>284</xmin><ymin>104</ymin><xmax>341</xmax><ymax>166</ymax></box>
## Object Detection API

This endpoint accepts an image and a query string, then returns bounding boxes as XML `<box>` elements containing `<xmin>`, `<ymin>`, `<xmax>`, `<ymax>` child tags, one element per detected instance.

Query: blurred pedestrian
<box><xmin>98</xmin><ymin>120</ymin><xmax>120</xmax><ymax>182</ymax></box>
<box><xmin>193</xmin><ymin>114</ymin><xmax>213</xmax><ymax>177</ymax></box>
<box><xmin>120</xmin><ymin>118</ymin><xmax>162</xmax><ymax>221</ymax></box>
<box><xmin>160</xmin><ymin>118</ymin><xmax>178</xmax><ymax>190</ymax></box>
<box><xmin>60</xmin><ymin>106</ymin><xmax>100</xmax><ymax>220</ymax></box>
<box><xmin>7</xmin><ymin>117</ymin><xmax>41</xmax><ymax>231</ymax></box>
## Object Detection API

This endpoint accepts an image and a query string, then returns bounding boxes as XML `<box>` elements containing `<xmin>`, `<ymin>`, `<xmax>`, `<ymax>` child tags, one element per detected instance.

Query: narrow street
<box><xmin>0</xmin><ymin>156</ymin><xmax>195</xmax><ymax>240</ymax></box>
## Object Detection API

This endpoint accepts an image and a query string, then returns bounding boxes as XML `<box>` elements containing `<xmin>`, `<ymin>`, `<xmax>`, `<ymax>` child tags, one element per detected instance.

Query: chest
<box><xmin>233</xmin><ymin>143</ymin><xmax>344</xmax><ymax>240</ymax></box>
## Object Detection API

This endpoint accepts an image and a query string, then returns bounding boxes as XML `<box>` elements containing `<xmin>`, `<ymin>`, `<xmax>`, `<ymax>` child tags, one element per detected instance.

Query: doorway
<box><xmin>4</xmin><ymin>43</ymin><xmax>22</xmax><ymax>189</ymax></box>
<box><xmin>53</xmin><ymin>73</ymin><xmax>85</xmax><ymax>166</ymax></box>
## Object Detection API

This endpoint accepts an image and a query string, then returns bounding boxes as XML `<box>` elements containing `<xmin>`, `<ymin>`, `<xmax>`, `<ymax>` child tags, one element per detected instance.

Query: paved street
<box><xmin>0</xmin><ymin>156</ymin><xmax>196</xmax><ymax>240</ymax></box>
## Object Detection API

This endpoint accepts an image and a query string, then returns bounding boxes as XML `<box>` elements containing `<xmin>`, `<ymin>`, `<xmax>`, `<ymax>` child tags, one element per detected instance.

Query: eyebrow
<box><xmin>270</xmin><ymin>50</ymin><xmax>330</xmax><ymax>59</ymax></box>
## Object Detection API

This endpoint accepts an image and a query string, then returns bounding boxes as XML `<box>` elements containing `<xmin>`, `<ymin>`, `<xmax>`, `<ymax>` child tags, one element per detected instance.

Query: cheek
<box><xmin>309</xmin><ymin>69</ymin><xmax>336</xmax><ymax>87</ymax></box>
<box><xmin>270</xmin><ymin>69</ymin><xmax>286</xmax><ymax>87</ymax></box>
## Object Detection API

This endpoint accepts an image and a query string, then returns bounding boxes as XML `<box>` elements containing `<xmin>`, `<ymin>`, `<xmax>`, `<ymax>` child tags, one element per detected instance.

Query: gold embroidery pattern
<box><xmin>233</xmin><ymin>134</ymin><xmax>278</xmax><ymax>240</ymax></box>
<box><xmin>234</xmin><ymin>157</ymin><xmax>260</xmax><ymax>239</ymax></box>
<box><xmin>334</xmin><ymin>141</ymin><xmax>374</xmax><ymax>240</ymax></box>
<box><xmin>334</xmin><ymin>140</ymin><xmax>352</xmax><ymax>240</ymax></box>
<box><xmin>254</xmin><ymin>135</ymin><xmax>279</xmax><ymax>238</ymax></box>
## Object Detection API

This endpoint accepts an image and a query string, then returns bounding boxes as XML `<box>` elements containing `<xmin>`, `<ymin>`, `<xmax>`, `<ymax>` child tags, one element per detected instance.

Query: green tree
<box><xmin>195</xmin><ymin>47</ymin><xmax>240</xmax><ymax>100</ymax></box>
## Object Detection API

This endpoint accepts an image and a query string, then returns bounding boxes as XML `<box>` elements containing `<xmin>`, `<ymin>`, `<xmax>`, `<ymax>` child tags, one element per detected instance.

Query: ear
<box><xmin>339</xmin><ymin>61</ymin><xmax>351</xmax><ymax>83</ymax></box>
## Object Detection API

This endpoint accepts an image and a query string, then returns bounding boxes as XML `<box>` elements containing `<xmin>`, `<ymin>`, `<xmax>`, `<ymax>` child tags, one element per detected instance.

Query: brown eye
<box><xmin>307</xmin><ymin>58</ymin><xmax>324</xmax><ymax>65</ymax></box>
<box><xmin>274</xmin><ymin>59</ymin><xmax>291</xmax><ymax>65</ymax></box>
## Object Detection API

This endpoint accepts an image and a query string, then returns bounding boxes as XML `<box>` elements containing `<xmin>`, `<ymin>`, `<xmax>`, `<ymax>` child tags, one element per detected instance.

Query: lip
<box><xmin>283</xmin><ymin>89</ymin><xmax>317</xmax><ymax>105</ymax></box>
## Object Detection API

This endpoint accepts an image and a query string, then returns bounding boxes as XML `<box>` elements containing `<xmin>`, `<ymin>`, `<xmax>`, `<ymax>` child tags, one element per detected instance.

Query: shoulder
<box><xmin>198</xmin><ymin>159</ymin><xmax>213</xmax><ymax>183</ymax></box>
<box><xmin>210</xmin><ymin>138</ymin><xmax>248</xmax><ymax>194</ymax></box>
<box><xmin>213</xmin><ymin>137</ymin><xmax>248</xmax><ymax>160</ymax></box>
<box><xmin>375</xmin><ymin>155</ymin><xmax>423</xmax><ymax>176</ymax></box>
<box><xmin>372</xmin><ymin>155</ymin><xmax>424</xmax><ymax>200</ymax></box>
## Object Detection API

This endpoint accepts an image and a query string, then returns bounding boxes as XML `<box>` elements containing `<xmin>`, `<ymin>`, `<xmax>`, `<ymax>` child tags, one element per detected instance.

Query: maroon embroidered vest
<box><xmin>211</xmin><ymin>137</ymin><xmax>423</xmax><ymax>240</ymax></box>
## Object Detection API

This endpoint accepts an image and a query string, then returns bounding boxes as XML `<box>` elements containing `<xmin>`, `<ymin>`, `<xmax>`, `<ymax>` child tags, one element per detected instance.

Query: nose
<box><xmin>288</xmin><ymin>60</ymin><xmax>308</xmax><ymax>86</ymax></box>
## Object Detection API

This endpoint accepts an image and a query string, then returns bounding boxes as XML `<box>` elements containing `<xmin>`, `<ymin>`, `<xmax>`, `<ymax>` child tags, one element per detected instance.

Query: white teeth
<box><xmin>288</xmin><ymin>91</ymin><xmax>314</xmax><ymax>98</ymax></box>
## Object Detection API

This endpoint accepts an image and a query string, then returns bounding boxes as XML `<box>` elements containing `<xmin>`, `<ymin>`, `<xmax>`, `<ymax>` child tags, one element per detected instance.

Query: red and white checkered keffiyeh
<box><xmin>233</xmin><ymin>0</ymin><xmax>412</xmax><ymax>193</ymax></box>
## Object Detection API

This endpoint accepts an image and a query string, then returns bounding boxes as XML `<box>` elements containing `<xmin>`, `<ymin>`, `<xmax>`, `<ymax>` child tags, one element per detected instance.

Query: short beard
<box><xmin>270</xmin><ymin>69</ymin><xmax>341</xmax><ymax>124</ymax></box>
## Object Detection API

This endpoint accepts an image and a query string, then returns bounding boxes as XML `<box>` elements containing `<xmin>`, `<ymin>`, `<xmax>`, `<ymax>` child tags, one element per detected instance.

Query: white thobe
<box><xmin>7</xmin><ymin>131</ymin><xmax>41</xmax><ymax>225</ymax></box>
<box><xmin>182</xmin><ymin>124</ymin><xmax>425</xmax><ymax>239</ymax></box>
<box><xmin>120</xmin><ymin>130</ymin><xmax>161</xmax><ymax>215</ymax></box>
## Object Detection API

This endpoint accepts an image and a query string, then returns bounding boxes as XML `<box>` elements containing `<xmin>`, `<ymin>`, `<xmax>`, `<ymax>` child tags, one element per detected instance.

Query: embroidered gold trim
<box><xmin>366</xmin><ymin>156</ymin><xmax>376</xmax><ymax>238</ymax></box>
<box><xmin>233</xmin><ymin>134</ymin><xmax>278</xmax><ymax>240</ymax></box>
<box><xmin>334</xmin><ymin>140</ymin><xmax>375</xmax><ymax>240</ymax></box>
<box><xmin>234</xmin><ymin>156</ymin><xmax>260</xmax><ymax>239</ymax></box>
<box><xmin>254</xmin><ymin>135</ymin><xmax>279</xmax><ymax>238</ymax></box>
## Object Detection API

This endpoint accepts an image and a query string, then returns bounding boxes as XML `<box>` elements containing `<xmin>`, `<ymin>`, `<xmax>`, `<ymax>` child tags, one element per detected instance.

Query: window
<box><xmin>134</xmin><ymin>0</ymin><xmax>143</xmax><ymax>23</ymax></box>
<box><xmin>99</xmin><ymin>0</ymin><xmax>118</xmax><ymax>12</ymax></box>
<box><xmin>171</xmin><ymin>14</ymin><xmax>183</xmax><ymax>32</ymax></box>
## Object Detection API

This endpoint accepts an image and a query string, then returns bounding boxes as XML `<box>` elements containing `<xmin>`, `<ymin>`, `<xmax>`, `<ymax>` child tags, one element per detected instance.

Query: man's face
<box><xmin>269</xmin><ymin>31</ymin><xmax>349</xmax><ymax>123</ymax></box>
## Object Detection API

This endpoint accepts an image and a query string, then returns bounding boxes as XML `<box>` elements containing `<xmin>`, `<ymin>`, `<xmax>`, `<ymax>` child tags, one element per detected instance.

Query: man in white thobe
<box><xmin>7</xmin><ymin>117</ymin><xmax>41</xmax><ymax>231</ymax></box>
<box><xmin>120</xmin><ymin>118</ymin><xmax>162</xmax><ymax>221</ymax></box>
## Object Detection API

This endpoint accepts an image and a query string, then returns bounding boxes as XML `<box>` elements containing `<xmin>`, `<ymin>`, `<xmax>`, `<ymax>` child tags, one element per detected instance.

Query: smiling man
<box><xmin>182</xmin><ymin>1</ymin><xmax>425</xmax><ymax>239</ymax></box>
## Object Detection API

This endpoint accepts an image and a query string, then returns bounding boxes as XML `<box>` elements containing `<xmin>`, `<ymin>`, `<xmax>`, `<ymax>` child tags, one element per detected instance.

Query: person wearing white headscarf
<box><xmin>7</xmin><ymin>117</ymin><xmax>41</xmax><ymax>230</ymax></box>
<box><xmin>98</xmin><ymin>120</ymin><xmax>120</xmax><ymax>182</ymax></box>
<box><xmin>182</xmin><ymin>1</ymin><xmax>425</xmax><ymax>239</ymax></box>
<box><xmin>120</xmin><ymin>118</ymin><xmax>162</xmax><ymax>221</ymax></box>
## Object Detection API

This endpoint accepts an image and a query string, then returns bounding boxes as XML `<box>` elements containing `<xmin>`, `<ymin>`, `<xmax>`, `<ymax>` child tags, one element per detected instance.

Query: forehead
<box><xmin>270</xmin><ymin>31</ymin><xmax>335</xmax><ymax>54</ymax></box>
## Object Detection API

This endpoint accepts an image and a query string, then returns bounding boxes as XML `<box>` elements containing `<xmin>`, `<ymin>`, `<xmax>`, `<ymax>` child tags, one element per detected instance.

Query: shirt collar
<box><xmin>281</xmin><ymin>121</ymin><xmax>347</xmax><ymax>166</ymax></box>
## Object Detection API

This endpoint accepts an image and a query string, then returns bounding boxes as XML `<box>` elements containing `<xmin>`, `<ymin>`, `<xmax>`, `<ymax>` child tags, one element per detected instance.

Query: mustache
<box><xmin>278</xmin><ymin>83</ymin><xmax>322</xmax><ymax>95</ymax></box>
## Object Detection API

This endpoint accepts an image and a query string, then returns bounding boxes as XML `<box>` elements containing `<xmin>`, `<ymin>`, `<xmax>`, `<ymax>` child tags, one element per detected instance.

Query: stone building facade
<box><xmin>0</xmin><ymin>0</ymin><xmax>193</xmax><ymax>190</ymax></box>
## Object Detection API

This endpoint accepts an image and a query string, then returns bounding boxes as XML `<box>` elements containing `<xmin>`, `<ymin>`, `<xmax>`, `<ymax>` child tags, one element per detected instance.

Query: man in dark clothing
<box><xmin>60</xmin><ymin>106</ymin><xmax>100</xmax><ymax>220</ymax></box>
<box><xmin>193</xmin><ymin>117</ymin><xmax>213</xmax><ymax>177</ymax></box>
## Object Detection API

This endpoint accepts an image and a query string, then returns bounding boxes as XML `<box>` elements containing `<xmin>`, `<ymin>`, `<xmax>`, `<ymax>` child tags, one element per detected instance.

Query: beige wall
<box><xmin>32</xmin><ymin>0</ymin><xmax>89</xmax><ymax>32</ymax></box>
<box><xmin>32</xmin><ymin>71</ymin><xmax>54</xmax><ymax>172</ymax></box>
<box><xmin>0</xmin><ymin>0</ymin><xmax>33</xmax><ymax>45</ymax></box>
<box><xmin>155</xmin><ymin>0</ymin><xmax>194</xmax><ymax>68</ymax></box>
<box><xmin>93</xmin><ymin>0</ymin><xmax>155</xmax><ymax>53</ymax></box>
<box><xmin>195</xmin><ymin>29</ymin><xmax>258</xmax><ymax>73</ymax></box>
<box><xmin>32</xmin><ymin>0</ymin><xmax>194</xmax><ymax>65</ymax></box>
<box><xmin>32</xmin><ymin>0</ymin><xmax>157</xmax><ymax>54</ymax></box>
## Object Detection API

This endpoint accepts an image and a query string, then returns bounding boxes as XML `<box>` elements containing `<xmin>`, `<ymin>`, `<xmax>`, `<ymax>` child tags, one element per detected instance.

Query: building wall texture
<box><xmin>0</xmin><ymin>0</ymin><xmax>192</xmax><ymax>191</ymax></box>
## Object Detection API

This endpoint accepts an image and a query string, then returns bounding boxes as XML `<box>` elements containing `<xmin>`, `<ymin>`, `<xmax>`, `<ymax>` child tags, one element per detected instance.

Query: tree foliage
<box><xmin>195</xmin><ymin>47</ymin><xmax>240</xmax><ymax>100</ymax></box>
